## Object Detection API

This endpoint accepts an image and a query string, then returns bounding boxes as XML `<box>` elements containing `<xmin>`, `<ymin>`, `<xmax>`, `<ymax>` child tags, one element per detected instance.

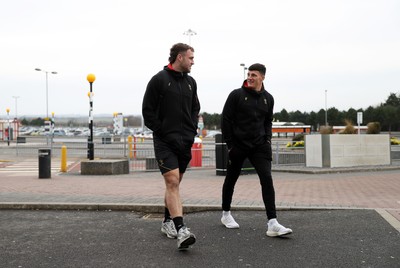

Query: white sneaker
<box><xmin>177</xmin><ymin>226</ymin><xmax>196</xmax><ymax>250</ymax></box>
<box><xmin>161</xmin><ymin>220</ymin><xmax>177</xmax><ymax>239</ymax></box>
<box><xmin>221</xmin><ymin>212</ymin><xmax>240</xmax><ymax>229</ymax></box>
<box><xmin>266</xmin><ymin>219</ymin><xmax>292</xmax><ymax>237</ymax></box>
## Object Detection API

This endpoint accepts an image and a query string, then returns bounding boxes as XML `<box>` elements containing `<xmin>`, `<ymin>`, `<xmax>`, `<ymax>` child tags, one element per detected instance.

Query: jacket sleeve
<box><xmin>221</xmin><ymin>90</ymin><xmax>237</xmax><ymax>149</ymax></box>
<box><xmin>191</xmin><ymin>78</ymin><xmax>201</xmax><ymax>127</ymax></box>
<box><xmin>142</xmin><ymin>74</ymin><xmax>162</xmax><ymax>134</ymax></box>
<box><xmin>264</xmin><ymin>93</ymin><xmax>274</xmax><ymax>142</ymax></box>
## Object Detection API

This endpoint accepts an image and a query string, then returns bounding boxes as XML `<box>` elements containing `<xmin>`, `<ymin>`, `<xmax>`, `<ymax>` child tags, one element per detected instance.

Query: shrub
<box><xmin>366</xmin><ymin>122</ymin><xmax>381</xmax><ymax>134</ymax></box>
<box><xmin>339</xmin><ymin>119</ymin><xmax>357</xmax><ymax>134</ymax></box>
<box><xmin>292</xmin><ymin>133</ymin><xmax>304</xmax><ymax>142</ymax></box>
<box><xmin>390</xmin><ymin>137</ymin><xmax>400</xmax><ymax>145</ymax></box>
<box><xmin>319</xmin><ymin>125</ymin><xmax>333</xmax><ymax>134</ymax></box>
<box><xmin>293</xmin><ymin>141</ymin><xmax>305</xmax><ymax>147</ymax></box>
<box><xmin>286</xmin><ymin>140</ymin><xmax>304</xmax><ymax>148</ymax></box>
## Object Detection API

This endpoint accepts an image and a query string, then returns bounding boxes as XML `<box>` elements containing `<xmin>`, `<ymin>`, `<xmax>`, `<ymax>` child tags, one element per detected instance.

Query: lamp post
<box><xmin>12</xmin><ymin>96</ymin><xmax>20</xmax><ymax>119</ymax></box>
<box><xmin>113</xmin><ymin>112</ymin><xmax>118</xmax><ymax>135</ymax></box>
<box><xmin>12</xmin><ymin>96</ymin><xmax>20</xmax><ymax>136</ymax></box>
<box><xmin>6</xmin><ymin>108</ymin><xmax>10</xmax><ymax>146</ymax></box>
<box><xmin>50</xmin><ymin>111</ymin><xmax>55</xmax><ymax>152</ymax></box>
<box><xmin>325</xmin><ymin>90</ymin><xmax>328</xmax><ymax>126</ymax></box>
<box><xmin>87</xmin><ymin>73</ymin><xmax>96</xmax><ymax>160</ymax></box>
<box><xmin>183</xmin><ymin>29</ymin><xmax>197</xmax><ymax>45</ymax></box>
<box><xmin>240</xmin><ymin>63</ymin><xmax>247</xmax><ymax>80</ymax></box>
<box><xmin>124</xmin><ymin>117</ymin><xmax>128</xmax><ymax>127</ymax></box>
<box><xmin>35</xmin><ymin>68</ymin><xmax>57</xmax><ymax>120</ymax></box>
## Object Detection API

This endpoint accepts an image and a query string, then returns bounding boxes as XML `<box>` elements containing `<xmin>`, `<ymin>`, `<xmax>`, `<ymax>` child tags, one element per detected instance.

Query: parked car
<box><xmin>205</xmin><ymin>130</ymin><xmax>221</xmax><ymax>138</ymax></box>
<box><xmin>53</xmin><ymin>129</ymin><xmax>66</xmax><ymax>136</ymax></box>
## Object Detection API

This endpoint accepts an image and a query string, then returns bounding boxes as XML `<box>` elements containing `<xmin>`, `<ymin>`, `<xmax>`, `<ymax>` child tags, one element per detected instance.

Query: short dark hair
<box><xmin>248</xmin><ymin>63</ymin><xmax>266</xmax><ymax>76</ymax></box>
<box><xmin>168</xmin><ymin>43</ymin><xmax>194</xmax><ymax>64</ymax></box>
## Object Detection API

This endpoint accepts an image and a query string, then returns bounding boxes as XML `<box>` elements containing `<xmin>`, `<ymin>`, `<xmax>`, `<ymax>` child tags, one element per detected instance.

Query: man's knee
<box><xmin>163</xmin><ymin>169</ymin><xmax>180</xmax><ymax>188</ymax></box>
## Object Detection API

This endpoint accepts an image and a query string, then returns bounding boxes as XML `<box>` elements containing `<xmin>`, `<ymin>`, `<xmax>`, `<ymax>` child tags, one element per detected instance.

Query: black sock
<box><xmin>172</xmin><ymin>217</ymin><xmax>184</xmax><ymax>232</ymax></box>
<box><xmin>163</xmin><ymin>207</ymin><xmax>171</xmax><ymax>222</ymax></box>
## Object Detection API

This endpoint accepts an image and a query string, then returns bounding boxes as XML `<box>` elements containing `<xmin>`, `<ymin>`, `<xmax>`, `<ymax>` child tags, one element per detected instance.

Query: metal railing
<box><xmin>2</xmin><ymin>136</ymin><xmax>400</xmax><ymax>172</ymax></box>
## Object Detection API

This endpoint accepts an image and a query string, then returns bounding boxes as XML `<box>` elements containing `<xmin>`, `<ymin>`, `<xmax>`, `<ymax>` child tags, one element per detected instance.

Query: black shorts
<box><xmin>153</xmin><ymin>136</ymin><xmax>192</xmax><ymax>174</ymax></box>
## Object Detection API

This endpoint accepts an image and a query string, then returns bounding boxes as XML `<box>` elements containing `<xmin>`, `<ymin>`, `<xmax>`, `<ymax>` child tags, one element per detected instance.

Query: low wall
<box><xmin>305</xmin><ymin>134</ymin><xmax>391</xmax><ymax>168</ymax></box>
<box><xmin>81</xmin><ymin>159</ymin><xmax>129</xmax><ymax>175</ymax></box>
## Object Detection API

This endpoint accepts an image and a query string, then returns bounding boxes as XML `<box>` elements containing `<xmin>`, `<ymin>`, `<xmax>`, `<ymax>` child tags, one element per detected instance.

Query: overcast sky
<box><xmin>1</xmin><ymin>0</ymin><xmax>399</xmax><ymax>119</ymax></box>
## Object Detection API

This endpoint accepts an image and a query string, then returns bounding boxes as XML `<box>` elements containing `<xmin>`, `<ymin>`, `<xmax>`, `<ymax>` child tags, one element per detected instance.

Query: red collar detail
<box><xmin>167</xmin><ymin>63</ymin><xmax>174</xmax><ymax>70</ymax></box>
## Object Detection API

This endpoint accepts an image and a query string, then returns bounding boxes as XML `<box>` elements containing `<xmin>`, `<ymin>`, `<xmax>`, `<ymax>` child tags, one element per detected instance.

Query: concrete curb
<box><xmin>3</xmin><ymin>203</ymin><xmax>399</xmax><ymax>233</ymax></box>
<box><xmin>272</xmin><ymin>165</ymin><xmax>400</xmax><ymax>174</ymax></box>
<box><xmin>0</xmin><ymin>202</ymin><xmax>366</xmax><ymax>213</ymax></box>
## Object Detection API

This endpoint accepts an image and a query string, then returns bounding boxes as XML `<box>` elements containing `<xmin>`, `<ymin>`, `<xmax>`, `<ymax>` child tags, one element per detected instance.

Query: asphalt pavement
<box><xmin>1</xmin><ymin>210</ymin><xmax>399</xmax><ymax>268</ymax></box>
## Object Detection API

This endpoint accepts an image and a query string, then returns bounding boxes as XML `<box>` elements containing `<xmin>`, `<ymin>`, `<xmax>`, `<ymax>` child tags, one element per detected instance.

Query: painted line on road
<box><xmin>375</xmin><ymin>208</ymin><xmax>400</xmax><ymax>232</ymax></box>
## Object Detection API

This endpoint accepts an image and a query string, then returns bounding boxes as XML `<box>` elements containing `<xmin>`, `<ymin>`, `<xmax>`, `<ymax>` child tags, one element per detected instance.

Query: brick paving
<box><xmin>0</xmin><ymin>157</ymin><xmax>400</xmax><ymax>227</ymax></box>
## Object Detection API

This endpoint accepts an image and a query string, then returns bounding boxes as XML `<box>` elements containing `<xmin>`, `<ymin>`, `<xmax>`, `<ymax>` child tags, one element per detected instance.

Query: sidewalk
<box><xmin>0</xmin><ymin>157</ymin><xmax>400</xmax><ymax>231</ymax></box>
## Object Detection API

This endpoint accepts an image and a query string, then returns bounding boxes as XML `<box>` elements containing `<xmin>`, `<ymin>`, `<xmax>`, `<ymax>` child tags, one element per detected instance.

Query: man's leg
<box><xmin>222</xmin><ymin>147</ymin><xmax>246</xmax><ymax>211</ymax></box>
<box><xmin>164</xmin><ymin>167</ymin><xmax>195</xmax><ymax>250</ymax></box>
<box><xmin>250</xmin><ymin>145</ymin><xmax>292</xmax><ymax>237</ymax></box>
<box><xmin>163</xmin><ymin>172</ymin><xmax>183</xmax><ymax>219</ymax></box>
<box><xmin>249</xmin><ymin>156</ymin><xmax>276</xmax><ymax>219</ymax></box>
<box><xmin>163</xmin><ymin>169</ymin><xmax>183</xmax><ymax>219</ymax></box>
<box><xmin>221</xmin><ymin>147</ymin><xmax>246</xmax><ymax>228</ymax></box>
<box><xmin>161</xmin><ymin>171</ymin><xmax>183</xmax><ymax>239</ymax></box>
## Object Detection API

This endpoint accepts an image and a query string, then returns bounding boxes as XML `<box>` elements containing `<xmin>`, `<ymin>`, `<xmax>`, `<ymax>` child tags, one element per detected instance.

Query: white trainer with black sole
<box><xmin>161</xmin><ymin>220</ymin><xmax>177</xmax><ymax>239</ymax></box>
<box><xmin>177</xmin><ymin>226</ymin><xmax>196</xmax><ymax>250</ymax></box>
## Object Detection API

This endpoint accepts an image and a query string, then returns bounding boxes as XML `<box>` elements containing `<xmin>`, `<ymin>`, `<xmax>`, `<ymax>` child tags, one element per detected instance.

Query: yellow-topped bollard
<box><xmin>128</xmin><ymin>135</ymin><xmax>133</xmax><ymax>159</ymax></box>
<box><xmin>60</xmin><ymin>145</ymin><xmax>67</xmax><ymax>172</ymax></box>
<box><xmin>87</xmin><ymin>73</ymin><xmax>96</xmax><ymax>83</ymax></box>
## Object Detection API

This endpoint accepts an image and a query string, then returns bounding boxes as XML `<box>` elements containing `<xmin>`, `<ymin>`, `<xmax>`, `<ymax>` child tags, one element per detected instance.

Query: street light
<box><xmin>183</xmin><ymin>29</ymin><xmax>197</xmax><ymax>45</ymax></box>
<box><xmin>87</xmin><ymin>73</ymin><xmax>96</xmax><ymax>160</ymax></box>
<box><xmin>325</xmin><ymin>90</ymin><xmax>328</xmax><ymax>126</ymax></box>
<box><xmin>35</xmin><ymin>68</ymin><xmax>57</xmax><ymax>119</ymax></box>
<box><xmin>6</xmin><ymin>108</ymin><xmax>10</xmax><ymax>146</ymax></box>
<box><xmin>240</xmin><ymin>63</ymin><xmax>247</xmax><ymax>80</ymax></box>
<box><xmin>12</xmin><ymin>96</ymin><xmax>20</xmax><ymax>119</ymax></box>
<box><xmin>50</xmin><ymin>111</ymin><xmax>55</xmax><ymax>151</ymax></box>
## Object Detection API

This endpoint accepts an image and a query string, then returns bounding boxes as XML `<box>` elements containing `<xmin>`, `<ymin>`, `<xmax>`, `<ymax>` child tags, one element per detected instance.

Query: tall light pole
<box><xmin>325</xmin><ymin>90</ymin><xmax>328</xmax><ymax>126</ymax></box>
<box><xmin>183</xmin><ymin>29</ymin><xmax>197</xmax><ymax>45</ymax></box>
<box><xmin>240</xmin><ymin>63</ymin><xmax>247</xmax><ymax>80</ymax></box>
<box><xmin>35</xmin><ymin>68</ymin><xmax>57</xmax><ymax>119</ymax></box>
<box><xmin>6</xmin><ymin>108</ymin><xmax>10</xmax><ymax>146</ymax></box>
<box><xmin>12</xmin><ymin>96</ymin><xmax>20</xmax><ymax>119</ymax></box>
<box><xmin>124</xmin><ymin>117</ymin><xmax>128</xmax><ymax>135</ymax></box>
<box><xmin>87</xmin><ymin>73</ymin><xmax>96</xmax><ymax>160</ymax></box>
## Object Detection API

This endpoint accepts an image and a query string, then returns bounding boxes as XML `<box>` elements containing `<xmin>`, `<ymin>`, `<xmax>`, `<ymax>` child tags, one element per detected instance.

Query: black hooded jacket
<box><xmin>142</xmin><ymin>65</ymin><xmax>200</xmax><ymax>148</ymax></box>
<box><xmin>221</xmin><ymin>80</ymin><xmax>274</xmax><ymax>150</ymax></box>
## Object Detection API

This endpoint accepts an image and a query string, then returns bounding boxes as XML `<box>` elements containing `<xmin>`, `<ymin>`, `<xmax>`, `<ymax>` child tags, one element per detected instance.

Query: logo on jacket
<box><xmin>264</xmin><ymin>98</ymin><xmax>267</xmax><ymax>105</ymax></box>
<box><xmin>188</xmin><ymin>84</ymin><xmax>192</xmax><ymax>91</ymax></box>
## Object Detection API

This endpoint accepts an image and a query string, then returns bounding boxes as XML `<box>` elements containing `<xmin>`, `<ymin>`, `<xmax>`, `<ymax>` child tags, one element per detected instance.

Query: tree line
<box><xmin>202</xmin><ymin>92</ymin><xmax>400</xmax><ymax>132</ymax></box>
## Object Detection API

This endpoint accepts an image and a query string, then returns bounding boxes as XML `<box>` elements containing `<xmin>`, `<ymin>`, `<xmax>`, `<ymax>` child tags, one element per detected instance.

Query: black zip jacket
<box><xmin>221</xmin><ymin>81</ymin><xmax>274</xmax><ymax>150</ymax></box>
<box><xmin>142</xmin><ymin>65</ymin><xmax>200</xmax><ymax>147</ymax></box>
